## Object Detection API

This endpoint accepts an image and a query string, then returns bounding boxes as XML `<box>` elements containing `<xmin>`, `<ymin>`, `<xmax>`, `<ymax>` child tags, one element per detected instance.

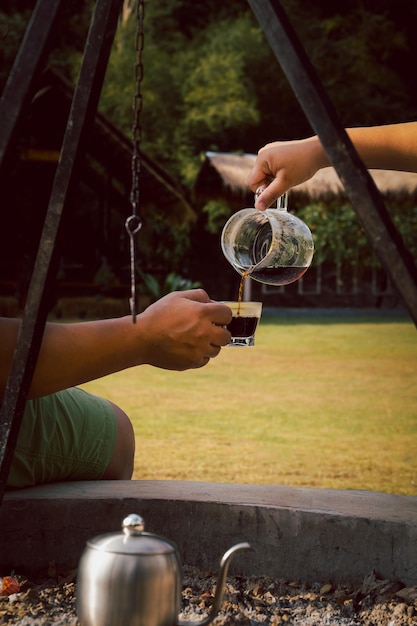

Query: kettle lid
<box><xmin>86</xmin><ymin>514</ymin><xmax>176</xmax><ymax>556</ymax></box>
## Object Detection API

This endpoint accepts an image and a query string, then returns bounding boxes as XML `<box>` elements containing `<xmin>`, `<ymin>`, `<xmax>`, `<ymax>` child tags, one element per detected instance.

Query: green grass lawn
<box><xmin>81</xmin><ymin>310</ymin><xmax>417</xmax><ymax>495</ymax></box>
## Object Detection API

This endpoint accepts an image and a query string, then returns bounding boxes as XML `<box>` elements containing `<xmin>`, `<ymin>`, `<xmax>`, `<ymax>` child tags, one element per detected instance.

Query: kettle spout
<box><xmin>179</xmin><ymin>542</ymin><xmax>252</xmax><ymax>626</ymax></box>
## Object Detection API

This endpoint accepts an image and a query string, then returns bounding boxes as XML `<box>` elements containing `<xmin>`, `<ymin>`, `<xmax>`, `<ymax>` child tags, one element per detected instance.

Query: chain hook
<box><xmin>125</xmin><ymin>214</ymin><xmax>142</xmax><ymax>324</ymax></box>
<box><xmin>126</xmin><ymin>0</ymin><xmax>145</xmax><ymax>323</ymax></box>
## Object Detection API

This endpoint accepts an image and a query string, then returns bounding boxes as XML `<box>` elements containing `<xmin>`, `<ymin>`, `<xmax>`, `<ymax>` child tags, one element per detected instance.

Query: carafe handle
<box><xmin>276</xmin><ymin>192</ymin><xmax>288</xmax><ymax>211</ymax></box>
<box><xmin>254</xmin><ymin>187</ymin><xmax>288</xmax><ymax>211</ymax></box>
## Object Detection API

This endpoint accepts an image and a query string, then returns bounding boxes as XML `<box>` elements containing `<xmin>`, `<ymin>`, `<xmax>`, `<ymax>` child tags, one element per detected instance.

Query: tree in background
<box><xmin>100</xmin><ymin>0</ymin><xmax>417</xmax><ymax>185</ymax></box>
<box><xmin>3</xmin><ymin>0</ymin><xmax>416</xmax><ymax>181</ymax></box>
<box><xmin>2</xmin><ymin>0</ymin><xmax>417</xmax><ymax>303</ymax></box>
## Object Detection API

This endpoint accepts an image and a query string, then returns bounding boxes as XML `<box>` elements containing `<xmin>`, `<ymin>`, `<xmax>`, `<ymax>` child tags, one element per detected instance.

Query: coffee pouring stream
<box><xmin>76</xmin><ymin>513</ymin><xmax>252</xmax><ymax>626</ymax></box>
<box><xmin>221</xmin><ymin>192</ymin><xmax>314</xmax><ymax>286</ymax></box>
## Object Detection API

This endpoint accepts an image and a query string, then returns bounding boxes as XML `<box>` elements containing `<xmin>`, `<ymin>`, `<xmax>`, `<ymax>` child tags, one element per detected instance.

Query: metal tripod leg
<box><xmin>248</xmin><ymin>0</ymin><xmax>417</xmax><ymax>326</ymax></box>
<box><xmin>0</xmin><ymin>0</ymin><xmax>124</xmax><ymax>503</ymax></box>
<box><xmin>0</xmin><ymin>0</ymin><xmax>64</xmax><ymax>169</ymax></box>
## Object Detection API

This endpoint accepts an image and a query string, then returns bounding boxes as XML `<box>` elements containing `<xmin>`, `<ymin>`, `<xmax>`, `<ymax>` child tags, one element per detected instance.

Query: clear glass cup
<box><xmin>223</xmin><ymin>301</ymin><xmax>262</xmax><ymax>347</ymax></box>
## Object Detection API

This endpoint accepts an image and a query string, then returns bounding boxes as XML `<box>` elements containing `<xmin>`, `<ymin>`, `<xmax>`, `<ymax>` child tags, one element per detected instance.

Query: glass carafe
<box><xmin>221</xmin><ymin>194</ymin><xmax>314</xmax><ymax>286</ymax></box>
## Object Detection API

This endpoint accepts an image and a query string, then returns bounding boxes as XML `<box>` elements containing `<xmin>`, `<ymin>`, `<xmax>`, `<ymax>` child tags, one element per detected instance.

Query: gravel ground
<box><xmin>1</xmin><ymin>566</ymin><xmax>417</xmax><ymax>625</ymax></box>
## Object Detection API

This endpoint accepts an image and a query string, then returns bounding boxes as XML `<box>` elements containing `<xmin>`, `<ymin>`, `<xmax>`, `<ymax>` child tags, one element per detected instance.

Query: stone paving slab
<box><xmin>1</xmin><ymin>481</ymin><xmax>416</xmax><ymax>585</ymax></box>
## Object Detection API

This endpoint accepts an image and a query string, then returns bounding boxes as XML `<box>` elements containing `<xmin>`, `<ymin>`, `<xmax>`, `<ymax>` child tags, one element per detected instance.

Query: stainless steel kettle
<box><xmin>76</xmin><ymin>513</ymin><xmax>251</xmax><ymax>626</ymax></box>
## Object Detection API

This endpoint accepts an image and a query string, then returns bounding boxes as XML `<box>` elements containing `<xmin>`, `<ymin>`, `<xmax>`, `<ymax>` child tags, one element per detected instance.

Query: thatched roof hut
<box><xmin>193</xmin><ymin>151</ymin><xmax>417</xmax><ymax>207</ymax></box>
<box><xmin>193</xmin><ymin>152</ymin><xmax>255</xmax><ymax>207</ymax></box>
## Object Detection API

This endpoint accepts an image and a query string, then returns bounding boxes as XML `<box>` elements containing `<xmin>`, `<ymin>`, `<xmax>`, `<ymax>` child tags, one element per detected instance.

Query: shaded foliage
<box><xmin>99</xmin><ymin>0</ymin><xmax>417</xmax><ymax>184</ymax></box>
<box><xmin>2</xmin><ymin>0</ymin><xmax>417</xmax><ymax>299</ymax></box>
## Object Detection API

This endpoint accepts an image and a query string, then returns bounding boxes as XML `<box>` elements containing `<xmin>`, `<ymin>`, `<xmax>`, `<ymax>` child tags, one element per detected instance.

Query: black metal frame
<box><xmin>248</xmin><ymin>0</ymin><xmax>417</xmax><ymax>322</ymax></box>
<box><xmin>0</xmin><ymin>0</ymin><xmax>124</xmax><ymax>502</ymax></box>
<box><xmin>0</xmin><ymin>0</ymin><xmax>416</xmax><ymax>504</ymax></box>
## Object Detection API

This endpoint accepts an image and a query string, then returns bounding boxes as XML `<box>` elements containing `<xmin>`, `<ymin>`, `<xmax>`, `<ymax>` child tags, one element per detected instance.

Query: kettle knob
<box><xmin>122</xmin><ymin>513</ymin><xmax>145</xmax><ymax>536</ymax></box>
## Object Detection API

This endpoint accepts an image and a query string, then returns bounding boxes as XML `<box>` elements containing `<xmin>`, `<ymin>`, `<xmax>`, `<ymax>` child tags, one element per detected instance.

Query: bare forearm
<box><xmin>0</xmin><ymin>290</ymin><xmax>233</xmax><ymax>400</ymax></box>
<box><xmin>345</xmin><ymin>122</ymin><xmax>417</xmax><ymax>172</ymax></box>
<box><xmin>249</xmin><ymin>121</ymin><xmax>417</xmax><ymax>210</ymax></box>
<box><xmin>0</xmin><ymin>317</ymin><xmax>142</xmax><ymax>399</ymax></box>
<box><xmin>36</xmin><ymin>317</ymin><xmax>144</xmax><ymax>395</ymax></box>
<box><xmin>304</xmin><ymin>122</ymin><xmax>417</xmax><ymax>173</ymax></box>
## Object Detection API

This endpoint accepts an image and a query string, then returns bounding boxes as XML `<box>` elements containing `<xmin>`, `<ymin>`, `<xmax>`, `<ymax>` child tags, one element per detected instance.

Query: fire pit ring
<box><xmin>1</xmin><ymin>480</ymin><xmax>416</xmax><ymax>585</ymax></box>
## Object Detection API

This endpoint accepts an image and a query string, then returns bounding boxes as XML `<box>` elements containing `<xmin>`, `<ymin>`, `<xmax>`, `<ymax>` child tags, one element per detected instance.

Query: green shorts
<box><xmin>7</xmin><ymin>387</ymin><xmax>118</xmax><ymax>489</ymax></box>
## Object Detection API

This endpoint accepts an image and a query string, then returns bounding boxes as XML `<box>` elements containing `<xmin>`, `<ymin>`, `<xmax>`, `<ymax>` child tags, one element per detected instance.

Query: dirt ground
<box><xmin>1</xmin><ymin>566</ymin><xmax>416</xmax><ymax>625</ymax></box>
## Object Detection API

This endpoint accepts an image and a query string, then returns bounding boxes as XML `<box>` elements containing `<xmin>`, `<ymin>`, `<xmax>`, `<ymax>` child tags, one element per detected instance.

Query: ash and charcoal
<box><xmin>1</xmin><ymin>566</ymin><xmax>416</xmax><ymax>626</ymax></box>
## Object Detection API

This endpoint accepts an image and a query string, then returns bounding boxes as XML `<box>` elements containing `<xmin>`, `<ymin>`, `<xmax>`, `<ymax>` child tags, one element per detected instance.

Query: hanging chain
<box><xmin>125</xmin><ymin>0</ymin><xmax>145</xmax><ymax>323</ymax></box>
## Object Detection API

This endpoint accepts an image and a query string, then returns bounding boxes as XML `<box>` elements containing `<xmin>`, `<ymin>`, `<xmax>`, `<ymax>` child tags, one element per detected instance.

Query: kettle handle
<box><xmin>178</xmin><ymin>542</ymin><xmax>252</xmax><ymax>626</ymax></box>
